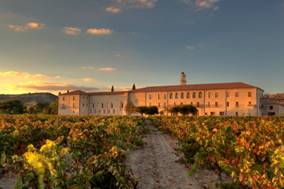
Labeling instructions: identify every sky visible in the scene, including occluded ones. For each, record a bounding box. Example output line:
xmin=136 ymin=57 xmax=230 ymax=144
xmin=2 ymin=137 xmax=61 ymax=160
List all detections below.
xmin=0 ymin=0 xmax=284 ymax=94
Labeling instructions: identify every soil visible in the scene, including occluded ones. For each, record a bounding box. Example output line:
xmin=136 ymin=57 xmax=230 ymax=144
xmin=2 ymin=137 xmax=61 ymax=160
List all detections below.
xmin=125 ymin=125 xmax=219 ymax=189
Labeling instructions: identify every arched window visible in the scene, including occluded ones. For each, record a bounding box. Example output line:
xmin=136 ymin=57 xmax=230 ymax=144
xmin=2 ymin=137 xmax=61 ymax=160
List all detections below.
xmin=198 ymin=92 xmax=202 ymax=98
xmin=181 ymin=92 xmax=184 ymax=99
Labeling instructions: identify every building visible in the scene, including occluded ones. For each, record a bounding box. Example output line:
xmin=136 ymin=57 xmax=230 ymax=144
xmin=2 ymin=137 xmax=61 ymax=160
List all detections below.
xmin=261 ymin=94 xmax=284 ymax=116
xmin=58 ymin=73 xmax=264 ymax=116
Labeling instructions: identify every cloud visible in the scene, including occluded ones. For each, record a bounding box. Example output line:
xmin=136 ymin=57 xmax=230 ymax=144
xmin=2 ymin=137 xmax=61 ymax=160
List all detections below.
xmin=81 ymin=66 xmax=95 ymax=70
xmin=0 ymin=71 xmax=48 ymax=80
xmin=8 ymin=21 xmax=45 ymax=32
xmin=115 ymin=0 xmax=158 ymax=9
xmin=0 ymin=70 xmax=100 ymax=94
xmin=22 ymin=83 xmax=100 ymax=92
xmin=186 ymin=45 xmax=196 ymax=51
xmin=98 ymin=67 xmax=117 ymax=72
xmin=181 ymin=0 xmax=220 ymax=10
xmin=82 ymin=77 xmax=95 ymax=82
xmin=63 ymin=27 xmax=81 ymax=36
xmin=86 ymin=28 xmax=113 ymax=36
xmin=105 ymin=6 xmax=123 ymax=14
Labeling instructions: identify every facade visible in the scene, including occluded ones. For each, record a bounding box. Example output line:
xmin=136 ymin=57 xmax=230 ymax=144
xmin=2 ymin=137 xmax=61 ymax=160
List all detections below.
xmin=261 ymin=94 xmax=284 ymax=116
xmin=58 ymin=73 xmax=264 ymax=116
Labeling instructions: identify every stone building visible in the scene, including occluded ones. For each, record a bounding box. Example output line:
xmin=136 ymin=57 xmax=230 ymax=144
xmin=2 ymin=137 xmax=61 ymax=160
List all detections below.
xmin=261 ymin=94 xmax=284 ymax=116
xmin=58 ymin=73 xmax=264 ymax=116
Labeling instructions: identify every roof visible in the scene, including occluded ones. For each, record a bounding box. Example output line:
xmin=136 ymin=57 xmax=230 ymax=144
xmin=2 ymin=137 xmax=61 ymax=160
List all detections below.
xmin=88 ymin=91 xmax=128 ymax=96
xmin=131 ymin=82 xmax=262 ymax=93
xmin=59 ymin=82 xmax=262 ymax=96
xmin=60 ymin=90 xmax=87 ymax=96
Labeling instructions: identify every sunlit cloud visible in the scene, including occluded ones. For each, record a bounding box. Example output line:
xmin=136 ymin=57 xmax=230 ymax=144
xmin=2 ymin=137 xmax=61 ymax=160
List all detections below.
xmin=115 ymin=0 xmax=158 ymax=9
xmin=82 ymin=77 xmax=95 ymax=82
xmin=181 ymin=0 xmax=220 ymax=10
xmin=8 ymin=21 xmax=45 ymax=32
xmin=105 ymin=6 xmax=123 ymax=14
xmin=86 ymin=28 xmax=113 ymax=36
xmin=63 ymin=27 xmax=81 ymax=36
xmin=0 ymin=70 xmax=100 ymax=94
xmin=22 ymin=83 xmax=100 ymax=92
xmin=98 ymin=67 xmax=117 ymax=72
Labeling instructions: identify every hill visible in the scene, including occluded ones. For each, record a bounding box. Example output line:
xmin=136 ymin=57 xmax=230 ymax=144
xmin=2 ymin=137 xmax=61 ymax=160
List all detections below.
xmin=0 ymin=93 xmax=58 ymax=107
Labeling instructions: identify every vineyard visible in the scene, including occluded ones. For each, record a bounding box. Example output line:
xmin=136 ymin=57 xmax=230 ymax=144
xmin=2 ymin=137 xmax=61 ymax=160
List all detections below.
xmin=151 ymin=116 xmax=284 ymax=189
xmin=1 ymin=115 xmax=284 ymax=189
xmin=0 ymin=115 xmax=145 ymax=189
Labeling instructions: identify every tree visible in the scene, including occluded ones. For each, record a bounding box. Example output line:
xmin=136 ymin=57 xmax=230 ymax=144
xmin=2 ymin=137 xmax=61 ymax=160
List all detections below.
xmin=0 ymin=100 xmax=24 ymax=114
xmin=132 ymin=84 xmax=136 ymax=90
xmin=170 ymin=105 xmax=198 ymax=116
xmin=135 ymin=106 xmax=158 ymax=116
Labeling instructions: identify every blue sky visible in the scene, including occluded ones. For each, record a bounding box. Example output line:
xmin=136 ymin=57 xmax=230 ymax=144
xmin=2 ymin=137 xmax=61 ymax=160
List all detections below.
xmin=0 ymin=0 xmax=283 ymax=94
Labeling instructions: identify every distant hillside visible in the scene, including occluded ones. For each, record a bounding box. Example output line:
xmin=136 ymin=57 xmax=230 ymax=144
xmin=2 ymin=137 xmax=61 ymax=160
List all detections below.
xmin=0 ymin=93 xmax=58 ymax=107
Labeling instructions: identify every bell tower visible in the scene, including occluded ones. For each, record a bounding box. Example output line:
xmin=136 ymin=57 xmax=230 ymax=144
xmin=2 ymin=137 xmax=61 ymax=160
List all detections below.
xmin=180 ymin=72 xmax=187 ymax=85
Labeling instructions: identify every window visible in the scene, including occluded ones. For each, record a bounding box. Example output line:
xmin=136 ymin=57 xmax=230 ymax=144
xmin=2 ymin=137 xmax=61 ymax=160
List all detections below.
xmin=235 ymin=92 xmax=239 ymax=97
xmin=148 ymin=94 xmax=152 ymax=100
xmin=235 ymin=112 xmax=239 ymax=116
xmin=181 ymin=92 xmax=184 ymax=99
xmin=111 ymin=103 xmax=114 ymax=108
xmin=226 ymin=92 xmax=230 ymax=98
xmin=270 ymin=106 xmax=274 ymax=110
xmin=208 ymin=92 xmax=211 ymax=98
xmin=73 ymin=96 xmax=76 ymax=101
xmin=215 ymin=92 xmax=218 ymax=98
xmin=180 ymin=102 xmax=183 ymax=105
xmin=219 ymin=112 xmax=225 ymax=116
xmin=192 ymin=92 xmax=196 ymax=98
xmin=215 ymin=102 xmax=218 ymax=107
xmin=208 ymin=102 xmax=211 ymax=107
xmin=248 ymin=101 xmax=252 ymax=106
xmin=197 ymin=102 xmax=200 ymax=107
xmin=169 ymin=93 xmax=173 ymax=99
xmin=101 ymin=103 xmax=104 ymax=108
xmin=186 ymin=92 xmax=190 ymax=99
xmin=175 ymin=92 xmax=178 ymax=99
xmin=62 ymin=97 xmax=65 ymax=101
xmin=198 ymin=92 xmax=202 ymax=98
xmin=226 ymin=102 xmax=230 ymax=107
xmin=248 ymin=92 xmax=252 ymax=97
xmin=120 ymin=102 xmax=124 ymax=108
xmin=210 ymin=112 xmax=215 ymax=116
xmin=164 ymin=94 xmax=167 ymax=99
xmin=158 ymin=103 xmax=161 ymax=108
xmin=158 ymin=94 xmax=160 ymax=100
xmin=164 ymin=103 xmax=166 ymax=108
xmin=93 ymin=104 xmax=95 ymax=108
xmin=236 ymin=102 xmax=239 ymax=107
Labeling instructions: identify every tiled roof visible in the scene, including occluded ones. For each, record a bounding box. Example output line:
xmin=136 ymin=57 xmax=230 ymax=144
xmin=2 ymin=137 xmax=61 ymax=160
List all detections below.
xmin=59 ymin=82 xmax=262 ymax=96
xmin=60 ymin=90 xmax=87 ymax=96
xmin=88 ymin=91 xmax=128 ymax=96
xmin=132 ymin=82 xmax=261 ymax=92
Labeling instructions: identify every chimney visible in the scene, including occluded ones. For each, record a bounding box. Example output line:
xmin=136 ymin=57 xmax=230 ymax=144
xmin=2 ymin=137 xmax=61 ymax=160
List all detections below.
xmin=180 ymin=72 xmax=187 ymax=85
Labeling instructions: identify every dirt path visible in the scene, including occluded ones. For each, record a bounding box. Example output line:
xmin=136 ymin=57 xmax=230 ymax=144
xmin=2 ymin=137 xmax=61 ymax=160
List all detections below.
xmin=125 ymin=125 xmax=202 ymax=189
